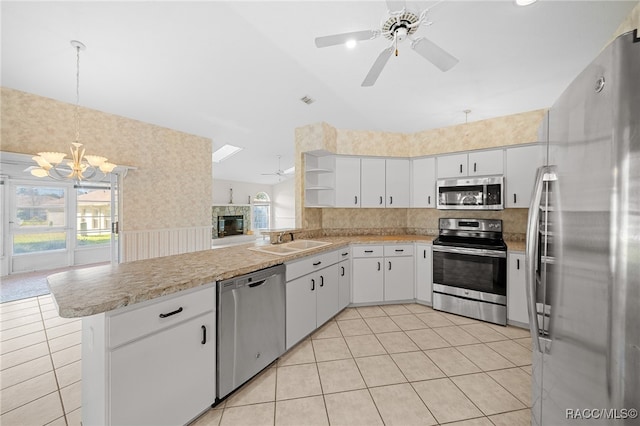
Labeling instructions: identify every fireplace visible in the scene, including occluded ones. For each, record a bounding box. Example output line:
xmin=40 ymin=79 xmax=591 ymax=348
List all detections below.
xmin=218 ymin=215 xmax=244 ymax=237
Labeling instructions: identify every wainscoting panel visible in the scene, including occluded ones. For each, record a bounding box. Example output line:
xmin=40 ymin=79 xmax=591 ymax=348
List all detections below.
xmin=121 ymin=226 xmax=212 ymax=262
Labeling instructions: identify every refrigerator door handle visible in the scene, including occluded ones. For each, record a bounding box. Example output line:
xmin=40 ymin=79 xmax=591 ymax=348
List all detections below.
xmin=525 ymin=166 xmax=547 ymax=354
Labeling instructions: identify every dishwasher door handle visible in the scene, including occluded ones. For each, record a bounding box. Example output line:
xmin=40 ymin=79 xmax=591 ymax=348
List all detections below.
xmin=248 ymin=279 xmax=266 ymax=288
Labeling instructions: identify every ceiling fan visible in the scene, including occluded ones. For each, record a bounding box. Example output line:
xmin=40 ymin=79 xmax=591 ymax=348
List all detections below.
xmin=261 ymin=155 xmax=293 ymax=180
xmin=315 ymin=0 xmax=458 ymax=87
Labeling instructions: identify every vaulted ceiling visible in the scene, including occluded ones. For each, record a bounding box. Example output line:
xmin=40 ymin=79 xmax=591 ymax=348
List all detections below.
xmin=2 ymin=1 xmax=636 ymax=184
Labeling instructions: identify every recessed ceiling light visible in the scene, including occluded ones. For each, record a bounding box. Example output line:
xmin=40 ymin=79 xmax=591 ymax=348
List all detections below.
xmin=212 ymin=144 xmax=242 ymax=163
xmin=515 ymin=0 xmax=537 ymax=6
xmin=345 ymin=39 xmax=357 ymax=49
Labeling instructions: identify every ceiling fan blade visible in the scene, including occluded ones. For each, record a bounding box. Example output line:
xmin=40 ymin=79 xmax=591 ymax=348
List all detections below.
xmin=386 ymin=0 xmax=406 ymax=12
xmin=315 ymin=30 xmax=377 ymax=48
xmin=411 ymin=37 xmax=459 ymax=72
xmin=361 ymin=47 xmax=394 ymax=87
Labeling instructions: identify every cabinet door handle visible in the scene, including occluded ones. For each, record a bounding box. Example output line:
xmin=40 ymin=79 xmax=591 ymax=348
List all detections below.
xmin=379 ymin=196 xmax=383 ymax=205
xmin=474 ymin=162 xmax=477 ymax=172
xmin=517 ymin=258 xmax=520 ymax=270
xmin=364 ymin=250 xmax=374 ymax=253
xmin=355 ymin=195 xmax=358 ymax=205
xmin=342 ymin=252 xmax=349 ymax=256
xmin=388 ymin=261 xmax=392 ymax=270
xmin=428 ymin=195 xmax=431 ymax=205
xmin=341 ymin=266 xmax=345 ymax=276
xmin=320 ymin=275 xmax=324 ymax=287
xmin=377 ymin=262 xmax=381 ymax=271
xmin=159 ymin=307 xmax=183 ymax=319
xmin=460 ymin=164 xmax=463 ymax=174
xmin=514 ymin=193 xmax=517 ymax=204
xmin=389 ymin=196 xmax=393 ymax=205
xmin=201 ymin=325 xmax=207 ymax=345
xmin=395 ymin=249 xmax=404 ymax=253
xmin=423 ymin=249 xmax=426 ymax=259
xmin=311 ymin=278 xmax=315 ymax=291
xmin=313 ymin=261 xmax=322 ymax=266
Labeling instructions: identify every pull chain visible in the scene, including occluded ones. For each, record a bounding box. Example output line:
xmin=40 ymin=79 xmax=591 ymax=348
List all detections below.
xmin=75 ymin=44 xmax=81 ymax=143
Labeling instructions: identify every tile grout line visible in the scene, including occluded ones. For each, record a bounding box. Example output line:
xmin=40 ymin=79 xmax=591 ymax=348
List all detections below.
xmin=37 ymin=296 xmax=70 ymax=426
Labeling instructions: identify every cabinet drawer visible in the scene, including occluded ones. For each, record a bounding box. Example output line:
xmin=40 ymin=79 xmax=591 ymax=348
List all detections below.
xmin=352 ymin=245 xmax=383 ymax=258
xmin=109 ymin=285 xmax=216 ymax=348
xmin=286 ymin=249 xmax=341 ymax=282
xmin=384 ymin=244 xmax=414 ymax=257
xmin=337 ymin=246 xmax=351 ymax=260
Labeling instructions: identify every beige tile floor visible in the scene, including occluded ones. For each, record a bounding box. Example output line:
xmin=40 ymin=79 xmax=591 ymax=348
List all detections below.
xmin=1 ymin=298 xmax=533 ymax=426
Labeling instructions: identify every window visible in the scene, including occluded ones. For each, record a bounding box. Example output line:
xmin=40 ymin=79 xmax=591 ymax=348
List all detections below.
xmin=252 ymin=192 xmax=271 ymax=230
xmin=76 ymin=187 xmax=111 ymax=247
xmin=13 ymin=185 xmax=67 ymax=254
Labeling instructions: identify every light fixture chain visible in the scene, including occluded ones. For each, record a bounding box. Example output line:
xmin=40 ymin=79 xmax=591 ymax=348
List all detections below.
xmin=75 ymin=44 xmax=81 ymax=143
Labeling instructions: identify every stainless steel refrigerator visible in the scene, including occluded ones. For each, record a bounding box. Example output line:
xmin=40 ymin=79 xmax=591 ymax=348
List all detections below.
xmin=526 ymin=29 xmax=639 ymax=425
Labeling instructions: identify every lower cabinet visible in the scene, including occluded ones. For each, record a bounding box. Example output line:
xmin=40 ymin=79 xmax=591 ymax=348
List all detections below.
xmin=338 ymin=257 xmax=351 ymax=310
xmin=286 ymin=262 xmax=340 ymax=349
xmin=82 ymin=284 xmax=216 ymax=426
xmin=415 ymin=243 xmax=433 ymax=304
xmin=507 ymin=252 xmax=528 ymax=325
xmin=352 ymin=244 xmax=415 ymax=304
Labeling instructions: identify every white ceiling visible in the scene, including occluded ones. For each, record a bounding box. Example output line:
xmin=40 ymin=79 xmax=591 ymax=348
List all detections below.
xmin=1 ymin=1 xmax=636 ymax=185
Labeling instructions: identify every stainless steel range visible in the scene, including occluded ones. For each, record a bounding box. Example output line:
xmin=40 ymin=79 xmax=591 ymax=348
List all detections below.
xmin=432 ymin=218 xmax=507 ymax=325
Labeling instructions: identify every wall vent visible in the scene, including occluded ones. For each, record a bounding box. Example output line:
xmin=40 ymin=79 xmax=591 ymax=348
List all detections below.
xmin=300 ymin=95 xmax=315 ymax=105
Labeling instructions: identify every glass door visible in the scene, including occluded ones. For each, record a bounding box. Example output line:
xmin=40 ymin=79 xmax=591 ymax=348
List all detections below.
xmin=9 ymin=183 xmax=71 ymax=273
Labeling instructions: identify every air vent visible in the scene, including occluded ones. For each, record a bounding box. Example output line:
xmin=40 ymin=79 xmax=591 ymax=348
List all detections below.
xmin=300 ymin=95 xmax=315 ymax=105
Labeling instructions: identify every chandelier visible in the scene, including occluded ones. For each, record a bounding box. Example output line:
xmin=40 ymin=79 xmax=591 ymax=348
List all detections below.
xmin=27 ymin=40 xmax=116 ymax=182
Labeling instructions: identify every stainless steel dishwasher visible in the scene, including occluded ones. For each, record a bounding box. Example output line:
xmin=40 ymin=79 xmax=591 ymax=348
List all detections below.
xmin=217 ymin=264 xmax=285 ymax=400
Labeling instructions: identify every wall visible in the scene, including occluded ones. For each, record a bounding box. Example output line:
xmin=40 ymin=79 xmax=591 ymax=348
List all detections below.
xmin=1 ymin=88 xmax=212 ymax=262
xmin=295 ymin=109 xmax=545 ymax=235
xmin=212 ymin=179 xmax=272 ymax=206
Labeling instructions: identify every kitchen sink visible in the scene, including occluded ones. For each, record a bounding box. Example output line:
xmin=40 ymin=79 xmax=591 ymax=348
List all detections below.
xmin=248 ymin=240 xmax=332 ymax=256
xmin=285 ymin=240 xmax=331 ymax=250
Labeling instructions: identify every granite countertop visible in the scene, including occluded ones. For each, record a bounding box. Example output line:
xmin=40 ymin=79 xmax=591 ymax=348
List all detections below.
xmin=48 ymin=234 xmax=523 ymax=318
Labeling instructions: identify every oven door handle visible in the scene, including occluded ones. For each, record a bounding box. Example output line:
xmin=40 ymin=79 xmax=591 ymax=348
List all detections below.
xmin=431 ymin=245 xmax=506 ymax=258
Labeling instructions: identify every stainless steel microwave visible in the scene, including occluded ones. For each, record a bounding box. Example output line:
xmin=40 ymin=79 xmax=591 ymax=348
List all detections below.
xmin=436 ymin=176 xmax=504 ymax=210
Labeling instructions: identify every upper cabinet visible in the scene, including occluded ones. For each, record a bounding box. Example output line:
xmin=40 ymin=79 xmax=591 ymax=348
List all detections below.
xmin=505 ymin=144 xmax=545 ymax=208
xmin=437 ymin=149 xmax=503 ymax=179
xmin=361 ymin=158 xmax=410 ymax=208
xmin=334 ymin=156 xmax=361 ymax=208
xmin=385 ymin=159 xmax=410 ymax=208
xmin=411 ymin=157 xmax=436 ymax=208
xmin=360 ymin=158 xmax=386 ymax=208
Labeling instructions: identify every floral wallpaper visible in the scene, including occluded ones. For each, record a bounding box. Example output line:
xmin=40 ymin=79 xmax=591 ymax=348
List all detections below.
xmin=1 ymin=87 xmax=212 ymax=232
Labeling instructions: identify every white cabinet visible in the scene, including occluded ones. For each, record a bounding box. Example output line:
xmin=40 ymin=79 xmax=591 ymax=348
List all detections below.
xmin=82 ymin=284 xmax=216 ymax=426
xmin=285 ymin=249 xmax=342 ymax=349
xmin=360 ymin=158 xmax=410 ymax=208
xmin=338 ymin=249 xmax=351 ymax=310
xmin=437 ymin=149 xmax=503 ymax=178
xmin=385 ymin=159 xmax=410 ymax=208
xmin=334 ymin=157 xmax=361 ymax=208
xmin=415 ymin=243 xmax=433 ymax=304
xmin=361 ymin=158 xmax=386 ymax=208
xmin=468 ymin=150 xmax=504 ymax=176
xmin=383 ymin=244 xmax=414 ymax=301
xmin=507 ymin=252 xmax=528 ymax=325
xmin=505 ymin=144 xmax=545 ymax=208
xmin=352 ymin=244 xmax=414 ymax=304
xmin=411 ymin=157 xmax=436 ymax=208
xmin=351 ymin=245 xmax=384 ymax=303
